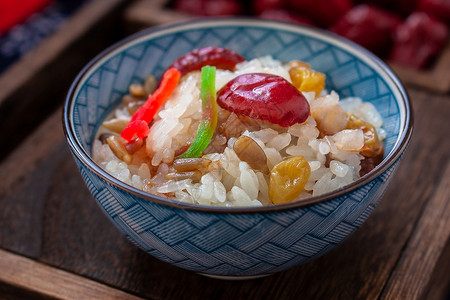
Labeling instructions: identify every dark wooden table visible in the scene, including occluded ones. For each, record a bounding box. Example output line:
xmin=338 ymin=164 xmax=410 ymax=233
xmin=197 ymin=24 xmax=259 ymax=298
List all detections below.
xmin=0 ymin=2 xmax=449 ymax=298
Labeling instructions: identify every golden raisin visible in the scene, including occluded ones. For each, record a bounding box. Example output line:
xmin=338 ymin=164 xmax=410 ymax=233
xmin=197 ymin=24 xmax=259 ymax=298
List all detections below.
xmin=288 ymin=60 xmax=311 ymax=69
xmin=346 ymin=113 xmax=382 ymax=157
xmin=269 ymin=156 xmax=311 ymax=204
xmin=289 ymin=66 xmax=325 ymax=96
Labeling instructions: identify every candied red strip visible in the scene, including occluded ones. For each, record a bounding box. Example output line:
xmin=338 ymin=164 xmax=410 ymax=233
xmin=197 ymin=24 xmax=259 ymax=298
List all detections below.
xmin=121 ymin=68 xmax=181 ymax=141
xmin=217 ymin=73 xmax=310 ymax=127
xmin=121 ymin=120 xmax=150 ymax=141
xmin=131 ymin=68 xmax=181 ymax=124
xmin=165 ymin=47 xmax=245 ymax=77
xmin=389 ymin=12 xmax=448 ymax=69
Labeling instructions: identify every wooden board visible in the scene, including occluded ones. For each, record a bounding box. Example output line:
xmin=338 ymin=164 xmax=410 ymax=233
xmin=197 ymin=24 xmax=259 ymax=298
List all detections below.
xmin=381 ymin=163 xmax=450 ymax=299
xmin=0 ymin=249 xmax=143 ymax=300
xmin=0 ymin=87 xmax=449 ymax=299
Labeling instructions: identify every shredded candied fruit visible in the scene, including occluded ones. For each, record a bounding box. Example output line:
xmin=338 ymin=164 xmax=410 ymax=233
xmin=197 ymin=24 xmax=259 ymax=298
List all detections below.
xmin=346 ymin=113 xmax=382 ymax=157
xmin=269 ymin=156 xmax=311 ymax=204
xmin=289 ymin=65 xmax=326 ymax=96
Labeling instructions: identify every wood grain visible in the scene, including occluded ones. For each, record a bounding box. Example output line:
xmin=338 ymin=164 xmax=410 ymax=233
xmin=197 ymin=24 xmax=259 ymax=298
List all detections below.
xmin=124 ymin=0 xmax=189 ymax=30
xmin=380 ymin=163 xmax=450 ymax=299
xmin=421 ymin=241 xmax=450 ymax=300
xmin=0 ymin=111 xmax=64 ymax=193
xmin=0 ymin=249 xmax=144 ymax=300
xmin=0 ymin=88 xmax=449 ymax=299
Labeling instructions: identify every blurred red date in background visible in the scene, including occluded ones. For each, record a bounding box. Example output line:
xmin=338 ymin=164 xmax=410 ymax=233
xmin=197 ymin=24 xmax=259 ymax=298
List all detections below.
xmin=171 ymin=0 xmax=449 ymax=69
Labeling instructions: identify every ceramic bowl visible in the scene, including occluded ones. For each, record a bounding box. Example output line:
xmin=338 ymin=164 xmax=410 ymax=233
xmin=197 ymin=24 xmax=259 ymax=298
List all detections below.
xmin=63 ymin=18 xmax=413 ymax=279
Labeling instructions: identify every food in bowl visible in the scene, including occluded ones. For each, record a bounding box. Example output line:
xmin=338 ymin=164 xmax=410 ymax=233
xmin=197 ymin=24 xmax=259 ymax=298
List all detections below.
xmin=92 ymin=47 xmax=385 ymax=207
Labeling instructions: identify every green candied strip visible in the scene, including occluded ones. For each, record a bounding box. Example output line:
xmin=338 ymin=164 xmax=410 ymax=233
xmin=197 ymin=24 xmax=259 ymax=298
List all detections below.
xmin=177 ymin=66 xmax=217 ymax=159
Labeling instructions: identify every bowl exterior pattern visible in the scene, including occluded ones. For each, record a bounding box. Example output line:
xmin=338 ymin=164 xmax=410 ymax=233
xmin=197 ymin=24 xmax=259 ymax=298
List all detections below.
xmin=72 ymin=152 xmax=400 ymax=276
xmin=66 ymin=20 xmax=409 ymax=277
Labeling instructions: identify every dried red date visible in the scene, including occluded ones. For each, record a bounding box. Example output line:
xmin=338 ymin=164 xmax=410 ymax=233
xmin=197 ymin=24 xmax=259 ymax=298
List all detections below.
xmin=173 ymin=0 xmax=243 ymax=16
xmin=173 ymin=0 xmax=203 ymax=15
xmin=286 ymin=0 xmax=353 ymax=27
xmin=165 ymin=47 xmax=245 ymax=77
xmin=217 ymin=73 xmax=310 ymax=127
xmin=258 ymin=9 xmax=314 ymax=25
xmin=389 ymin=12 xmax=448 ymax=68
xmin=253 ymin=0 xmax=285 ymax=15
xmin=330 ymin=5 xmax=402 ymax=56
xmin=417 ymin=0 xmax=450 ymax=24
xmin=355 ymin=0 xmax=418 ymax=16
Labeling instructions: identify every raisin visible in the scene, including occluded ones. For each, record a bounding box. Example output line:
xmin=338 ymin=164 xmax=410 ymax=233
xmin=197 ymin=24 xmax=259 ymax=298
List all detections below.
xmin=125 ymin=137 xmax=144 ymax=154
xmin=289 ymin=65 xmax=325 ymax=96
xmin=360 ymin=152 xmax=384 ymax=177
xmin=269 ymin=156 xmax=311 ymax=204
xmin=346 ymin=113 xmax=382 ymax=158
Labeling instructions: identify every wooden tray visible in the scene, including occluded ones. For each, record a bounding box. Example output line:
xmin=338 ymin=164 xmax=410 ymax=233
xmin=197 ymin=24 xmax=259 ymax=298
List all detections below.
xmin=0 ymin=1 xmax=449 ymax=298
xmin=124 ymin=0 xmax=450 ymax=94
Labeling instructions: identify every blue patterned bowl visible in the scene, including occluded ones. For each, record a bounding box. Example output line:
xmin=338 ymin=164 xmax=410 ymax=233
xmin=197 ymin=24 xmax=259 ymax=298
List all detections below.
xmin=63 ymin=18 xmax=412 ymax=279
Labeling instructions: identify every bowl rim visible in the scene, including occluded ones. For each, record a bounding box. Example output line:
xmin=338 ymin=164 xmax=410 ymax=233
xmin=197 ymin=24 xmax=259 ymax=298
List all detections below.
xmin=63 ymin=17 xmax=413 ymax=214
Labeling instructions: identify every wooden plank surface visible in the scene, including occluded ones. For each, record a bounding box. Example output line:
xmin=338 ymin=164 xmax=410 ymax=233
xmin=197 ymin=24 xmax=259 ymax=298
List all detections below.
xmin=124 ymin=0 xmax=189 ymax=29
xmin=0 ymin=249 xmax=143 ymax=300
xmin=0 ymin=87 xmax=448 ymax=299
xmin=380 ymin=162 xmax=450 ymax=299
